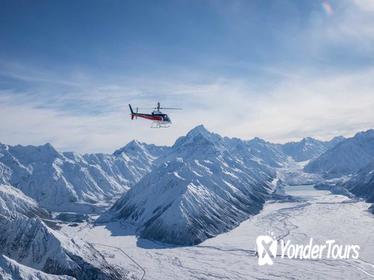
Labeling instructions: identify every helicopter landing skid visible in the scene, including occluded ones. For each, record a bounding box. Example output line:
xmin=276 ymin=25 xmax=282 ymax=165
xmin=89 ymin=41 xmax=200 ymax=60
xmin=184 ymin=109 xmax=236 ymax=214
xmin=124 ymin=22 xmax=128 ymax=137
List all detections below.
xmin=151 ymin=121 xmax=171 ymax=128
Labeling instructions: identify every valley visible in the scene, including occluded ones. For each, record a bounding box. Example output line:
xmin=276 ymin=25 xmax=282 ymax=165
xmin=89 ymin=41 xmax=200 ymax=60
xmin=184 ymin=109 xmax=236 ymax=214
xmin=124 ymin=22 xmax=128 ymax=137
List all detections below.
xmin=61 ymin=174 xmax=374 ymax=279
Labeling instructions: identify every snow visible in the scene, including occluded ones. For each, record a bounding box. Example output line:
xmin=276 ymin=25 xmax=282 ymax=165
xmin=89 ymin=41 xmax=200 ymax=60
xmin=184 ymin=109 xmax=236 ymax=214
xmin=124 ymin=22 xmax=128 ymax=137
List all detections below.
xmin=99 ymin=126 xmax=276 ymax=245
xmin=173 ymin=171 xmax=186 ymax=180
xmin=0 ymin=185 xmax=126 ymax=279
xmin=276 ymin=157 xmax=322 ymax=186
xmin=245 ymin=137 xmax=287 ymax=167
xmin=1 ymin=125 xmax=374 ymax=279
xmin=282 ymin=135 xmax=346 ymax=164
xmin=194 ymin=160 xmax=213 ymax=175
xmin=62 ymin=184 xmax=374 ymax=280
xmin=0 ymin=184 xmax=49 ymax=218
xmin=305 ymin=129 xmax=374 ymax=178
xmin=0 ymin=255 xmax=74 ymax=280
xmin=344 ymin=159 xmax=374 ymax=203
xmin=0 ymin=140 xmax=167 ymax=213
xmin=0 ymin=126 xmax=343 ymax=215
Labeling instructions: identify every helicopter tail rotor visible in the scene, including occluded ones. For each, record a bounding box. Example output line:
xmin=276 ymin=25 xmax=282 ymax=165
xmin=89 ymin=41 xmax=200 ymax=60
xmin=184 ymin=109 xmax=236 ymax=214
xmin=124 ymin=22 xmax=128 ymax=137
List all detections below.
xmin=129 ymin=104 xmax=135 ymax=120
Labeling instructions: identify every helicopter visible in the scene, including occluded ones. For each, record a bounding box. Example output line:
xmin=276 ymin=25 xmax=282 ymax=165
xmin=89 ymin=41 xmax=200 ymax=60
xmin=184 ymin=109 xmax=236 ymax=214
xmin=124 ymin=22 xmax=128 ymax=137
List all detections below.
xmin=129 ymin=102 xmax=181 ymax=128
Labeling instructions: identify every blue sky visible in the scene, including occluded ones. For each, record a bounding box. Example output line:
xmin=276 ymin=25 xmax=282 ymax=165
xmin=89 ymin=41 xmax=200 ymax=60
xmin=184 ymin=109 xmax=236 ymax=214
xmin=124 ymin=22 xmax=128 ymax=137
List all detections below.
xmin=1 ymin=0 xmax=374 ymax=152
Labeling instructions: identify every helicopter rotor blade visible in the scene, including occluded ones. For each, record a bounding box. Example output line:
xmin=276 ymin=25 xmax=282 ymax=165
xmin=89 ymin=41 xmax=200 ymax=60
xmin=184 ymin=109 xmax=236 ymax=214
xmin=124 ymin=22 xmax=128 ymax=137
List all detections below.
xmin=159 ymin=107 xmax=182 ymax=110
xmin=131 ymin=105 xmax=182 ymax=110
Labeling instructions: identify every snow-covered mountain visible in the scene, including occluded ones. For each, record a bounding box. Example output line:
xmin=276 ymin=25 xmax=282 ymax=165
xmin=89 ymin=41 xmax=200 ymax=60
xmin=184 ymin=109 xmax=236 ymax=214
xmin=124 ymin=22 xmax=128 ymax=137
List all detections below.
xmin=0 ymin=255 xmax=74 ymax=280
xmin=0 ymin=140 xmax=166 ymax=213
xmin=113 ymin=139 xmax=170 ymax=160
xmin=281 ymin=136 xmax=344 ymax=162
xmin=0 ymin=184 xmax=50 ymax=219
xmin=282 ymin=137 xmax=327 ymax=162
xmin=344 ymin=160 xmax=374 ymax=202
xmin=245 ymin=137 xmax=287 ymax=167
xmin=0 ymin=184 xmax=125 ymax=279
xmin=99 ymin=125 xmax=277 ymax=245
xmin=304 ymin=129 xmax=374 ymax=178
xmin=327 ymin=136 xmax=346 ymax=148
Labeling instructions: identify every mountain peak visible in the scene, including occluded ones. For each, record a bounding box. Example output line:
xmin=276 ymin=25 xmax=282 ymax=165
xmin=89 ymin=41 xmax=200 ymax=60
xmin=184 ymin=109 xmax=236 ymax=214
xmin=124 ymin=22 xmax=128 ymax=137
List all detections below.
xmin=15 ymin=142 xmax=61 ymax=160
xmin=171 ymin=125 xmax=224 ymax=155
xmin=42 ymin=142 xmax=58 ymax=152
xmin=186 ymin=125 xmax=224 ymax=143
xmin=282 ymin=137 xmax=327 ymax=162
xmin=327 ymin=136 xmax=346 ymax=147
xmin=305 ymin=128 xmax=374 ymax=177
xmin=113 ymin=140 xmax=145 ymax=156
xmin=301 ymin=137 xmax=320 ymax=143
xmin=126 ymin=139 xmax=144 ymax=148
xmin=248 ymin=137 xmax=267 ymax=144
xmin=187 ymin=125 xmax=210 ymax=137
xmin=355 ymin=129 xmax=374 ymax=139
xmin=329 ymin=136 xmax=345 ymax=142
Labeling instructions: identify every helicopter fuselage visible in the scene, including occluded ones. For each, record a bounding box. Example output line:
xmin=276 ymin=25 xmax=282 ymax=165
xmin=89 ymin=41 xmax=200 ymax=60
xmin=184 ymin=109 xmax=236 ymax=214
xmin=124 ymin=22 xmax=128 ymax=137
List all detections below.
xmin=129 ymin=104 xmax=176 ymax=127
xmin=131 ymin=111 xmax=171 ymax=123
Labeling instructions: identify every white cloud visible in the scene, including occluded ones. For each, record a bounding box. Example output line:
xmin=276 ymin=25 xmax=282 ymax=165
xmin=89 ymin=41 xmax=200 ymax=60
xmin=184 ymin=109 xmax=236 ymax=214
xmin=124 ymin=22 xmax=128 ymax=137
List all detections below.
xmin=1 ymin=67 xmax=373 ymax=152
xmin=321 ymin=0 xmax=374 ymax=46
xmin=1 ymin=0 xmax=374 ymax=152
xmin=240 ymin=69 xmax=374 ymax=142
xmin=353 ymin=0 xmax=374 ymax=12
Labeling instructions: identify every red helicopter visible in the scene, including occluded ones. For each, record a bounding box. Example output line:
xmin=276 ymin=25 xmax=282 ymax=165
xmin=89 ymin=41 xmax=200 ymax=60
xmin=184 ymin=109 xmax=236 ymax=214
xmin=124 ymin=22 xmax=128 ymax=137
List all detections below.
xmin=129 ymin=102 xmax=181 ymax=128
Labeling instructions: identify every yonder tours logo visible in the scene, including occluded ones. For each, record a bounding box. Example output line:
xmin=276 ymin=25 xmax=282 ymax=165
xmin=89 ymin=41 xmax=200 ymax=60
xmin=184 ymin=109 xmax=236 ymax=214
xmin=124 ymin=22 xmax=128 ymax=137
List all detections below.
xmin=256 ymin=234 xmax=360 ymax=266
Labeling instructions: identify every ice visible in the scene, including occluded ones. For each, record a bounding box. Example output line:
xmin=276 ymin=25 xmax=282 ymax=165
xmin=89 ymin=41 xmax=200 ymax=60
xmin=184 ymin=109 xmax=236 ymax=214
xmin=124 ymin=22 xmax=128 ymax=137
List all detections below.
xmin=63 ymin=184 xmax=374 ymax=280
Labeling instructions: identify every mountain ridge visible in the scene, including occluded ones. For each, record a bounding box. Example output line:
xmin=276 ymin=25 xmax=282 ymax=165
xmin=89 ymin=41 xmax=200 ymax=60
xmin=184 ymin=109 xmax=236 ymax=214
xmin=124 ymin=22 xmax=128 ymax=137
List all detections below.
xmin=99 ymin=126 xmax=278 ymax=245
xmin=304 ymin=129 xmax=374 ymax=178
xmin=0 ymin=184 xmax=124 ymax=279
xmin=0 ymin=140 xmax=167 ymax=213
